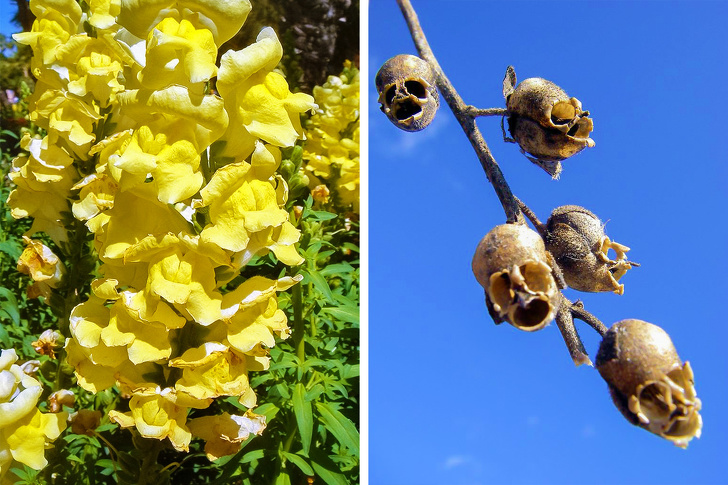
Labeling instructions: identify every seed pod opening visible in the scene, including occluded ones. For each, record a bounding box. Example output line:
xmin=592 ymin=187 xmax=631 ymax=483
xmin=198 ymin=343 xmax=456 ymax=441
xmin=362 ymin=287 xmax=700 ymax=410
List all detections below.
xmin=505 ymin=75 xmax=594 ymax=175
xmin=472 ymin=223 xmax=559 ymax=331
xmin=596 ymin=319 xmax=702 ymax=448
xmin=545 ymin=205 xmax=635 ymax=294
xmin=375 ymin=54 xmax=439 ymax=132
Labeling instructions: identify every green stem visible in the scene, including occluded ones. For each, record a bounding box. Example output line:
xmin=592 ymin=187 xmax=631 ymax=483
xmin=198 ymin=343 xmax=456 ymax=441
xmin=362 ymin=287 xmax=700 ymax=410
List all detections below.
xmin=308 ymin=284 xmax=317 ymax=338
xmin=136 ymin=440 xmax=163 ymax=485
xmin=292 ymin=282 xmax=304 ymax=363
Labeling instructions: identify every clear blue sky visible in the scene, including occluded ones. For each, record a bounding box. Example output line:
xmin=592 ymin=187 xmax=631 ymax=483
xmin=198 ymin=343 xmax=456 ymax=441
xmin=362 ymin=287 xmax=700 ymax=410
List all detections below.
xmin=0 ymin=2 xmax=17 ymax=36
xmin=370 ymin=1 xmax=727 ymax=484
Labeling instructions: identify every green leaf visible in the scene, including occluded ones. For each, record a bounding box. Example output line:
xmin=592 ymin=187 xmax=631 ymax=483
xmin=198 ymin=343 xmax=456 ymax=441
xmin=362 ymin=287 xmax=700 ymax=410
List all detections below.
xmin=306 ymin=209 xmax=337 ymax=222
xmin=282 ymin=452 xmax=314 ymax=476
xmin=341 ymin=364 xmax=360 ymax=379
xmin=0 ymin=239 xmax=23 ymax=259
xmin=315 ymin=402 xmax=359 ymax=454
xmin=319 ymin=263 xmax=354 ymax=277
xmin=309 ymin=449 xmax=349 ymax=485
xmin=303 ymin=269 xmax=335 ymax=303
xmin=0 ymin=287 xmax=20 ymax=325
xmin=293 ymin=383 xmax=313 ymax=455
xmin=255 ymin=402 xmax=281 ymax=421
xmin=321 ymin=305 xmax=359 ymax=325
xmin=304 ymin=384 xmax=325 ymax=401
xmin=241 ymin=449 xmax=265 ymax=464
xmin=274 ymin=470 xmax=291 ymax=485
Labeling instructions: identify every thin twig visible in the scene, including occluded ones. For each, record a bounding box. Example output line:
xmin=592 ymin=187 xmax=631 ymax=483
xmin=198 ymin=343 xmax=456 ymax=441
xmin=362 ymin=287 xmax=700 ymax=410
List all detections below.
xmin=465 ymin=107 xmax=508 ymax=118
xmin=571 ymin=300 xmax=609 ymax=337
xmin=515 ymin=197 xmax=546 ymax=237
xmin=555 ymin=294 xmax=592 ymax=367
xmin=396 ymin=0 xmax=520 ymax=223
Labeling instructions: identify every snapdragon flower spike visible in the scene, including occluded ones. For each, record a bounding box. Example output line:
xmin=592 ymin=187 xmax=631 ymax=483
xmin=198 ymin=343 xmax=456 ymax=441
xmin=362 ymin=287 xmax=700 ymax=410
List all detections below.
xmin=545 ymin=205 xmax=637 ymax=294
xmin=304 ymin=61 xmax=360 ymax=211
xmin=472 ymin=223 xmax=560 ymax=331
xmin=12 ymin=0 xmax=310 ymax=459
xmin=596 ymin=319 xmax=702 ymax=448
xmin=503 ymin=68 xmax=594 ymax=177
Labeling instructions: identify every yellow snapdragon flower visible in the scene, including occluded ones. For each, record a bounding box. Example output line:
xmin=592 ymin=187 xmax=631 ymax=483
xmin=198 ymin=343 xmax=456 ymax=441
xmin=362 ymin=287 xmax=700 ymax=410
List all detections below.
xmin=303 ymin=62 xmax=360 ymax=211
xmin=188 ymin=411 xmax=266 ymax=461
xmin=0 ymin=350 xmax=67 ymax=480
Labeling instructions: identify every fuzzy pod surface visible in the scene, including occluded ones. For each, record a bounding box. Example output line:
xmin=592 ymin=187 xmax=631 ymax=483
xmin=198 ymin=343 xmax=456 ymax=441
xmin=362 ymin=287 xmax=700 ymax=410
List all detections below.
xmin=596 ymin=319 xmax=702 ymax=448
xmin=545 ymin=205 xmax=634 ymax=294
xmin=505 ymin=77 xmax=594 ymax=174
xmin=472 ymin=223 xmax=559 ymax=331
xmin=375 ymin=54 xmax=439 ymax=132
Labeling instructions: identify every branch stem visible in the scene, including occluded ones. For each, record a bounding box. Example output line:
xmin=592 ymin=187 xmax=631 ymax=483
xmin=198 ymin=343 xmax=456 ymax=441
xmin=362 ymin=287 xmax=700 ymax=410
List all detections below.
xmin=465 ymin=107 xmax=508 ymax=117
xmin=555 ymin=295 xmax=592 ymax=367
xmin=570 ymin=301 xmax=608 ymax=337
xmin=396 ymin=0 xmax=519 ymax=222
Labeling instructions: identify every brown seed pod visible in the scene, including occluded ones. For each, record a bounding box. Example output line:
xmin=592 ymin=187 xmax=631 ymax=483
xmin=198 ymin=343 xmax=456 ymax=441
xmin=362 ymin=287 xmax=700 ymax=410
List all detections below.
xmin=596 ymin=319 xmax=702 ymax=448
xmin=375 ymin=54 xmax=439 ymax=132
xmin=472 ymin=223 xmax=560 ymax=331
xmin=504 ymin=74 xmax=594 ymax=176
xmin=545 ymin=205 xmax=636 ymax=294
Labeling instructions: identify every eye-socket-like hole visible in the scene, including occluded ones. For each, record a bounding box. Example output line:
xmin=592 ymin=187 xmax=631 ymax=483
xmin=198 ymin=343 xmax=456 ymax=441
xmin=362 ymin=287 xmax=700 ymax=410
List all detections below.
xmin=489 ymin=272 xmax=513 ymax=310
xmin=521 ymin=262 xmax=552 ymax=293
xmin=513 ymin=298 xmax=550 ymax=328
xmin=393 ymin=100 xmax=422 ymax=120
xmin=385 ymin=86 xmax=397 ymax=106
xmin=567 ymin=123 xmax=581 ymax=137
xmin=638 ymin=383 xmax=673 ymax=417
xmin=551 ymin=101 xmax=576 ymax=125
xmin=404 ymin=80 xmax=427 ymax=99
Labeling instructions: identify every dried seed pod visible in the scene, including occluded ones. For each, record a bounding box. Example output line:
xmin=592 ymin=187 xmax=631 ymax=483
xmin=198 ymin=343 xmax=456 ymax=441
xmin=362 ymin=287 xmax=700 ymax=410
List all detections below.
xmin=596 ymin=320 xmax=702 ymax=448
xmin=375 ymin=54 xmax=439 ymax=132
xmin=504 ymin=74 xmax=594 ymax=176
xmin=472 ymin=223 xmax=560 ymax=331
xmin=545 ymin=205 xmax=636 ymax=295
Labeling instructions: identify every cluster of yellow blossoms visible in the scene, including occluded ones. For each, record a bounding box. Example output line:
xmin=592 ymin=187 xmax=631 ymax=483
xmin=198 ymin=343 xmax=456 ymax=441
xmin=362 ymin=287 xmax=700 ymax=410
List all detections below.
xmin=303 ymin=62 xmax=360 ymax=212
xmin=0 ymin=349 xmax=67 ymax=482
xmin=7 ymin=0 xmax=314 ymax=461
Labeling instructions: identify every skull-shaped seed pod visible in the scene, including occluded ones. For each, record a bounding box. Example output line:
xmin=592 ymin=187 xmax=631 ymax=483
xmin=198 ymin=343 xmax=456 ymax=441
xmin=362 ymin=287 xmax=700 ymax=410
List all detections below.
xmin=471 ymin=223 xmax=560 ymax=331
xmin=375 ymin=54 xmax=439 ymax=132
xmin=545 ymin=205 xmax=636 ymax=295
xmin=503 ymin=72 xmax=594 ymax=177
xmin=596 ymin=319 xmax=702 ymax=448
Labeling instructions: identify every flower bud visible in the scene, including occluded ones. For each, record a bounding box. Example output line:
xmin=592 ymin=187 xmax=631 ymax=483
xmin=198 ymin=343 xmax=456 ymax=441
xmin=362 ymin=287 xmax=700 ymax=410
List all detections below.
xmin=545 ymin=205 xmax=635 ymax=294
xmin=505 ymin=77 xmax=594 ymax=174
xmin=375 ymin=54 xmax=439 ymax=132
xmin=472 ymin=223 xmax=560 ymax=331
xmin=596 ymin=319 xmax=702 ymax=448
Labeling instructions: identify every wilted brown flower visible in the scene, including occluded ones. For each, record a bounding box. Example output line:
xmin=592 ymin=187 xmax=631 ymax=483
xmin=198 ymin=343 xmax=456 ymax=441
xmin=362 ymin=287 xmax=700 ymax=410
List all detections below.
xmin=596 ymin=319 xmax=702 ymax=448
xmin=545 ymin=205 xmax=636 ymax=294
xmin=69 ymin=410 xmax=102 ymax=436
xmin=31 ymin=329 xmax=64 ymax=359
xmin=312 ymin=184 xmax=331 ymax=204
xmin=49 ymin=390 xmax=75 ymax=413
xmin=472 ymin=223 xmax=560 ymax=331
xmin=376 ymin=54 xmax=439 ymax=132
